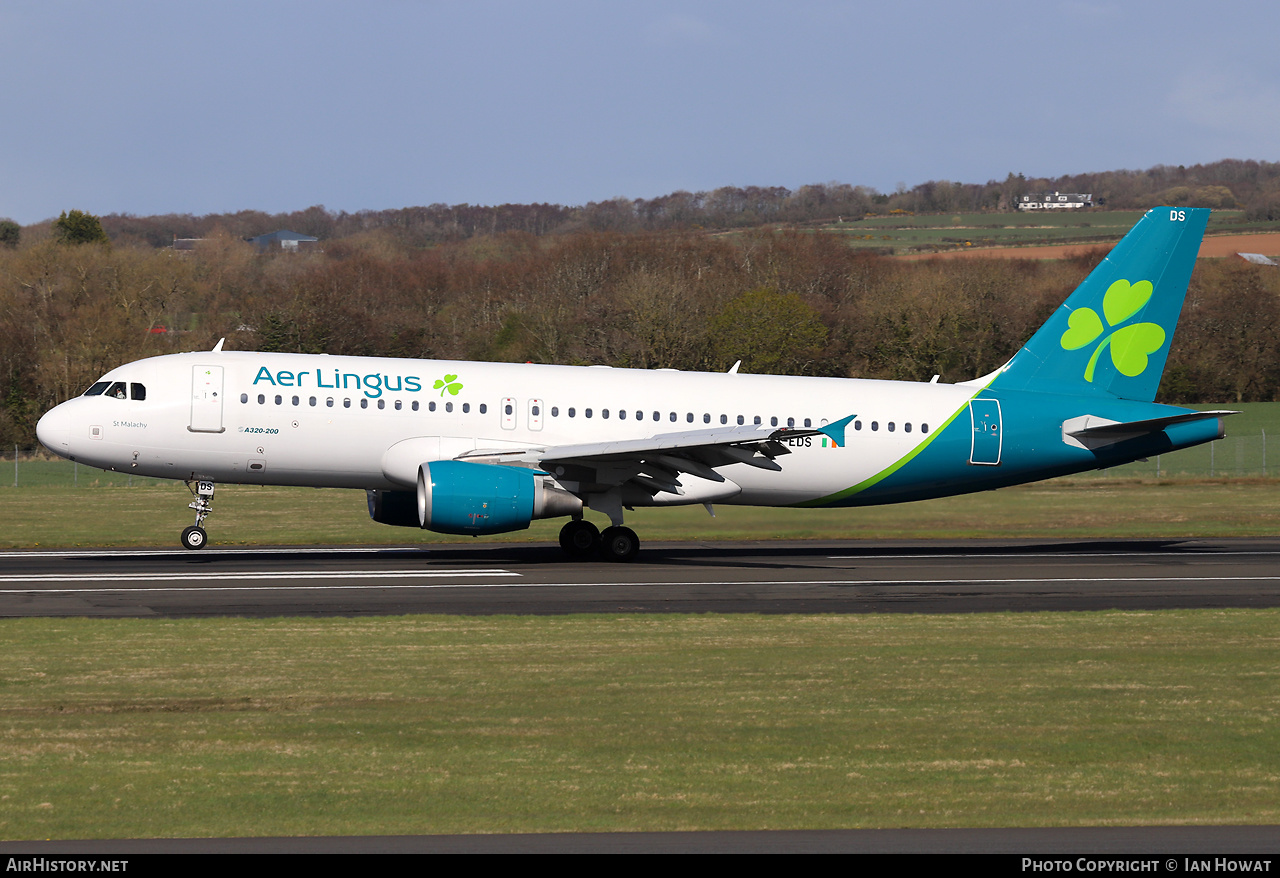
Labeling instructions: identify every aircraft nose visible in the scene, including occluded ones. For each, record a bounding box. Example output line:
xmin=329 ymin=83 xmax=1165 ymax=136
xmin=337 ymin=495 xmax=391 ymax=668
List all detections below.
xmin=36 ymin=404 xmax=72 ymax=458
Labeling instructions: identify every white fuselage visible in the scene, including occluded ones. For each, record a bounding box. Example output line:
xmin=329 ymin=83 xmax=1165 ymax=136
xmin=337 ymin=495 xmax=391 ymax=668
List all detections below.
xmin=38 ymin=350 xmax=979 ymax=507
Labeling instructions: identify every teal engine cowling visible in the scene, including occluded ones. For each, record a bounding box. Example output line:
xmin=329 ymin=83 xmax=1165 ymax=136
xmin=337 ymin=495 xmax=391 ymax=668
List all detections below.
xmin=411 ymin=460 xmax=582 ymax=535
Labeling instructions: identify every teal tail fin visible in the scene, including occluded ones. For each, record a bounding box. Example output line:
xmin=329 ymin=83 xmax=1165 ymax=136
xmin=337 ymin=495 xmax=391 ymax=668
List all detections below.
xmin=990 ymin=207 xmax=1208 ymax=402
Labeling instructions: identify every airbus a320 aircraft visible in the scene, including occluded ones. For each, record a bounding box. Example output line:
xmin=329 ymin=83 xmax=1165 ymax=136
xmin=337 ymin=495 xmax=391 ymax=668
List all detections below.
xmin=37 ymin=207 xmax=1232 ymax=561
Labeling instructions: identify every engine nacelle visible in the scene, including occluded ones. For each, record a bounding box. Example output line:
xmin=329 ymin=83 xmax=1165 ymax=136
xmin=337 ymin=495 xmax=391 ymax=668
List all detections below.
xmin=416 ymin=460 xmax=582 ymax=535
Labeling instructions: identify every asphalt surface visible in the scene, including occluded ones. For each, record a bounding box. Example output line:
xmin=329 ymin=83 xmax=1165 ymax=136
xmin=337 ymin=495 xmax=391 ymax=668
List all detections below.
xmin=3 ymin=537 xmax=1280 ymax=617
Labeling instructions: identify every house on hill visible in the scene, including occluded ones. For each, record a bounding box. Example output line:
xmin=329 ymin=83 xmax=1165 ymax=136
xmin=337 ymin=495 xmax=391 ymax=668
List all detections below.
xmin=1017 ymin=192 xmax=1093 ymax=211
xmin=248 ymin=229 xmax=320 ymax=251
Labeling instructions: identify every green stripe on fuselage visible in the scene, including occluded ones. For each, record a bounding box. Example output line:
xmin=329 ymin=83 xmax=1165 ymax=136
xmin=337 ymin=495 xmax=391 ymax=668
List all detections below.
xmin=793 ymin=386 xmax=985 ymax=508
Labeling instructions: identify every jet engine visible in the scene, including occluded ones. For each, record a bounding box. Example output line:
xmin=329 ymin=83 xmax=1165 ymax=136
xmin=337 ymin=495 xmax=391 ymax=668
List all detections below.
xmin=412 ymin=460 xmax=582 ymax=535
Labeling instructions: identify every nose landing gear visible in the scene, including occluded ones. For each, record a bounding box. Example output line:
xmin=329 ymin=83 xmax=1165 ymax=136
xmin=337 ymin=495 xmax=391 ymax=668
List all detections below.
xmin=182 ymin=480 xmax=215 ymax=550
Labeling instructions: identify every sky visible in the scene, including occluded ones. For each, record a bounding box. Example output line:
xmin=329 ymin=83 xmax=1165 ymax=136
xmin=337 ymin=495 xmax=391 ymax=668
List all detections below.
xmin=2 ymin=0 xmax=1278 ymax=225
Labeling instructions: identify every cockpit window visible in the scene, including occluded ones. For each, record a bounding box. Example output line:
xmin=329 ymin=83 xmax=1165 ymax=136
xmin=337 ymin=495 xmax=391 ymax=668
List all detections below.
xmin=130 ymin=383 xmax=146 ymax=401
xmin=83 ymin=381 xmax=111 ymax=396
xmin=105 ymin=381 xmax=127 ymax=399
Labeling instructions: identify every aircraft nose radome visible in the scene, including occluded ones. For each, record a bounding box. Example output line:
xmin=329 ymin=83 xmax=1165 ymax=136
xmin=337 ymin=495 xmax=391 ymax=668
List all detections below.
xmin=36 ymin=404 xmax=71 ymax=457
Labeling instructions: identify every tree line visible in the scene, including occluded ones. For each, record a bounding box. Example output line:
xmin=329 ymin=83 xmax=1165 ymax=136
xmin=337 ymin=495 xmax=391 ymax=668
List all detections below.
xmin=5 ymin=159 xmax=1279 ymax=252
xmin=3 ymin=222 xmax=1278 ymax=448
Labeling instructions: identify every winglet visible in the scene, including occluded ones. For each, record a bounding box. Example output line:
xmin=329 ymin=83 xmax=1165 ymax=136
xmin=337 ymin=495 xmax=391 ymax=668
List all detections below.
xmin=817 ymin=414 xmax=857 ymax=448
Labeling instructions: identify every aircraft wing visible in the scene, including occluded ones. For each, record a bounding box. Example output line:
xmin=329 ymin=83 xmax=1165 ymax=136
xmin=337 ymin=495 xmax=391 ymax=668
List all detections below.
xmin=458 ymin=415 xmax=856 ymax=499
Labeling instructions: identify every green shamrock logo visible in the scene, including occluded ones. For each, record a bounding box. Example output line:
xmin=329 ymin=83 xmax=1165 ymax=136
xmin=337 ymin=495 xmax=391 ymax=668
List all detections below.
xmin=433 ymin=374 xmax=463 ymax=396
xmin=1059 ymin=279 xmax=1165 ymax=382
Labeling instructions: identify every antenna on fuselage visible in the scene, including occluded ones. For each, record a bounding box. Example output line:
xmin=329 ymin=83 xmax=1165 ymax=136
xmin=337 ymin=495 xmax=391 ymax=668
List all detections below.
xmin=727 ymin=360 xmax=741 ymax=374
xmin=212 ymin=338 xmax=225 ymax=352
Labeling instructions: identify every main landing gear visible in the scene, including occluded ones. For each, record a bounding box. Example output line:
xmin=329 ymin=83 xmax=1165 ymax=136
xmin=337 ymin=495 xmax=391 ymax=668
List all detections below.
xmin=181 ymin=480 xmax=215 ymax=550
xmin=558 ymin=519 xmax=640 ymax=563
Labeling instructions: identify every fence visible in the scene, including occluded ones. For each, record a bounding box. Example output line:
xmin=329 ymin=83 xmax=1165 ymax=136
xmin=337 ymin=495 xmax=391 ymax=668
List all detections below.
xmin=6 ymin=446 xmax=173 ymax=488
xmin=5 ymin=433 xmax=1275 ymax=488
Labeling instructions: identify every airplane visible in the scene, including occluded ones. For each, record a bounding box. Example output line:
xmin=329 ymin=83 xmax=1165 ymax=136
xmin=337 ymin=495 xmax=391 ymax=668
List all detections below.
xmin=35 ymin=207 xmax=1233 ymax=561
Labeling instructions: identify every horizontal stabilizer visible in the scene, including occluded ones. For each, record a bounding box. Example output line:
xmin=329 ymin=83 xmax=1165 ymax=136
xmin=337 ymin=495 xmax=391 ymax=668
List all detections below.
xmin=1062 ymin=410 xmax=1236 ymax=450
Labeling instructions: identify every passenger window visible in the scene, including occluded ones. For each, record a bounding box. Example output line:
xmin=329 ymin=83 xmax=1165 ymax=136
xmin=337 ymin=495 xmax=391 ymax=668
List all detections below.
xmin=904 ymin=423 xmax=912 ymax=433
xmin=652 ymin=412 xmax=660 ymax=421
xmin=568 ymin=407 xmax=576 ymax=418
xmin=292 ymin=395 xmax=300 ymax=406
xmin=310 ymin=396 xmax=317 ymax=407
xmin=479 ymin=403 xmax=487 ymax=414
xmin=429 ymin=402 xmax=437 ymax=412
xmin=131 ymin=383 xmax=146 ymax=401
xmin=445 ymin=402 xmax=453 ymax=413
xmin=871 ymin=421 xmax=878 ymax=431
xmin=378 ymin=399 xmax=385 ymax=410
xmin=754 ymin=416 xmax=761 ymax=425
xmin=737 ymin=415 xmax=744 ymax=425
xmin=770 ymin=416 xmax=777 ymax=427
xmin=394 ymin=400 xmax=401 ymax=410
xmin=922 ymin=423 xmax=929 ymax=434
xmin=720 ymin=415 xmax=727 ymax=425
xmin=327 ymin=397 xmax=334 ymax=407
xmin=855 ymin=420 xmax=862 ymax=431
xmin=585 ymin=408 xmax=592 ymax=418
xmin=669 ymin=412 xmax=677 ymax=422
xmin=602 ymin=409 xmax=610 ymax=419
xmin=274 ymin=395 xmax=282 ymax=405
xmin=619 ymin=410 xmax=626 ymax=420
xmin=888 ymin=422 xmax=895 ymax=432
xmin=462 ymin=403 xmax=470 ymax=413
xmin=704 ymin=414 xmax=711 ymax=423
xmin=344 ymin=399 xmax=351 ymax=408
xmin=360 ymin=399 xmax=368 ymax=409
xmin=240 ymin=393 xmax=248 ymax=404
xmin=804 ymin=418 xmax=812 ymax=428
xmin=411 ymin=401 xmax=419 ymax=411
xmin=551 ymin=406 xmax=559 ymax=417
xmin=787 ymin=417 xmax=795 ymax=427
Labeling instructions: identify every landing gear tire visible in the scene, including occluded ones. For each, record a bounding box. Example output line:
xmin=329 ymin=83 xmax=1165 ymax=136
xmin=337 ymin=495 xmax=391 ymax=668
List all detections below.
xmin=181 ymin=525 xmax=208 ymax=550
xmin=599 ymin=525 xmax=640 ymax=562
xmin=559 ymin=520 xmax=600 ymax=558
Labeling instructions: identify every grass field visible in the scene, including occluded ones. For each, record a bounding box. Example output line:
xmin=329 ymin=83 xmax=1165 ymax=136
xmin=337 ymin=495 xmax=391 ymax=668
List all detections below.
xmin=2 ymin=611 xmax=1277 ymax=839
xmin=4 ymin=477 xmax=1280 ymax=549
xmin=824 ymin=209 xmax=1278 ymax=254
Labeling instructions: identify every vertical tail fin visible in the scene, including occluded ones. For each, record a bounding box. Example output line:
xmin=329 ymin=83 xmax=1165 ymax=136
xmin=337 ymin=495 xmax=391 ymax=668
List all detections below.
xmin=990 ymin=207 xmax=1208 ymax=402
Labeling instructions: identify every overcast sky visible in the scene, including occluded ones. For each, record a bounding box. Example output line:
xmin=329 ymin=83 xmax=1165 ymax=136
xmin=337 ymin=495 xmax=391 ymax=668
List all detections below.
xmin=3 ymin=0 xmax=1277 ymax=225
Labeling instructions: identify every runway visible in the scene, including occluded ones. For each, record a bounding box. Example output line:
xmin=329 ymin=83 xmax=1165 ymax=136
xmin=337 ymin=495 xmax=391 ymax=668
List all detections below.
xmin=4 ymin=537 xmax=1280 ymax=617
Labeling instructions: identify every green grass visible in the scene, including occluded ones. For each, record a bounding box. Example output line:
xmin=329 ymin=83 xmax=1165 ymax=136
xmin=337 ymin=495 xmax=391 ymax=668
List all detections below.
xmin=4 ymin=478 xmax=1280 ymax=548
xmin=2 ymin=611 xmax=1276 ymax=839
